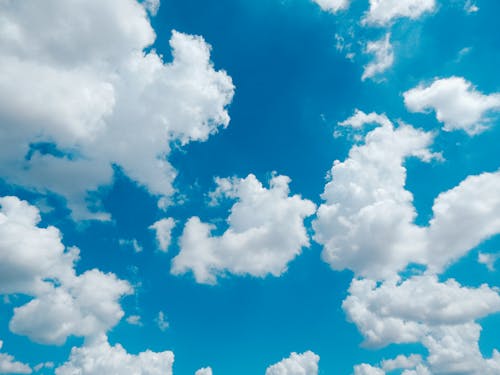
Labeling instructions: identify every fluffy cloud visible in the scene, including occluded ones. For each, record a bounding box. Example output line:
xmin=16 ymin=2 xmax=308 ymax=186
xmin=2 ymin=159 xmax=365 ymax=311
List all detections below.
xmin=314 ymin=111 xmax=437 ymax=280
xmin=0 ymin=341 xmax=31 ymax=374
xmin=315 ymin=110 xmax=500 ymax=279
xmin=265 ymin=351 xmax=319 ymax=375
xmin=150 ymin=218 xmax=176 ymax=252
xmin=345 ymin=275 xmax=500 ymax=374
xmin=0 ymin=0 xmax=234 ymax=220
xmin=55 ymin=335 xmax=174 ymax=375
xmin=362 ymin=0 xmax=436 ymax=26
xmin=0 ymin=196 xmax=131 ymax=345
xmin=362 ymin=33 xmax=394 ymax=81
xmin=404 ymin=76 xmax=500 ymax=135
xmin=343 ymin=275 xmax=500 ymax=347
xmin=172 ymin=174 xmax=316 ymax=284
xmin=312 ymin=0 xmax=350 ymax=13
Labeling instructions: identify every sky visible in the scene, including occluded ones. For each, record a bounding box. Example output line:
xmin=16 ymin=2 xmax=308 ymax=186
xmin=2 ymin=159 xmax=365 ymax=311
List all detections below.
xmin=0 ymin=0 xmax=499 ymax=374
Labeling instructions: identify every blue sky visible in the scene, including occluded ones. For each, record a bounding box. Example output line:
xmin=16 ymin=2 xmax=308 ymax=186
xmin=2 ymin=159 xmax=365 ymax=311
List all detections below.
xmin=0 ymin=0 xmax=499 ymax=374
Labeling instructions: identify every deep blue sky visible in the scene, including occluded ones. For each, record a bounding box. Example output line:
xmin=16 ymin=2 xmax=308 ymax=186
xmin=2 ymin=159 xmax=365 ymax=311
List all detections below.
xmin=0 ymin=0 xmax=499 ymax=374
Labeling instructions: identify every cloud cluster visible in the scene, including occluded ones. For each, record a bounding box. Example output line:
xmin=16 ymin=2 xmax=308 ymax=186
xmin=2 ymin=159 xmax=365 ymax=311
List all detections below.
xmin=55 ymin=335 xmax=174 ymax=375
xmin=404 ymin=76 xmax=500 ymax=135
xmin=0 ymin=196 xmax=131 ymax=344
xmin=0 ymin=0 xmax=234 ymax=220
xmin=265 ymin=351 xmax=319 ymax=375
xmin=0 ymin=341 xmax=31 ymax=374
xmin=347 ymin=276 xmax=500 ymax=374
xmin=315 ymin=110 xmax=500 ymax=279
xmin=172 ymin=174 xmax=316 ymax=284
xmin=0 ymin=196 xmax=173 ymax=373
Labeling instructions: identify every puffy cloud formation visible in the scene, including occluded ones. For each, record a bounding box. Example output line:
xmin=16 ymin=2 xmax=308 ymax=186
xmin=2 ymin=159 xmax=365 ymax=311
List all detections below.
xmin=362 ymin=33 xmax=394 ymax=81
xmin=0 ymin=196 xmax=131 ymax=345
xmin=314 ymin=111 xmax=437 ymax=279
xmin=312 ymin=0 xmax=350 ymax=13
xmin=0 ymin=0 xmax=234 ymax=220
xmin=172 ymin=174 xmax=316 ymax=284
xmin=343 ymin=275 xmax=500 ymax=347
xmin=345 ymin=276 xmax=500 ymax=374
xmin=55 ymin=335 xmax=174 ymax=375
xmin=404 ymin=76 xmax=500 ymax=135
xmin=150 ymin=218 xmax=176 ymax=252
xmin=195 ymin=367 xmax=213 ymax=375
xmin=0 ymin=341 xmax=31 ymax=374
xmin=315 ymin=110 xmax=500 ymax=279
xmin=362 ymin=0 xmax=436 ymax=26
xmin=265 ymin=351 xmax=319 ymax=375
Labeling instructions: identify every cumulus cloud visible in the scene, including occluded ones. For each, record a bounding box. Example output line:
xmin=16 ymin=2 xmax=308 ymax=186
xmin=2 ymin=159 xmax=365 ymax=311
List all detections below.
xmin=362 ymin=0 xmax=436 ymax=26
xmin=313 ymin=111 xmax=437 ymax=280
xmin=312 ymin=0 xmax=350 ymax=13
xmin=265 ymin=351 xmax=319 ymax=375
xmin=172 ymin=174 xmax=316 ymax=284
xmin=0 ymin=0 xmax=234 ymax=220
xmin=150 ymin=218 xmax=176 ymax=252
xmin=0 ymin=341 xmax=31 ymax=374
xmin=362 ymin=33 xmax=394 ymax=81
xmin=315 ymin=110 xmax=500 ymax=279
xmin=404 ymin=76 xmax=500 ymax=135
xmin=0 ymin=196 xmax=132 ymax=345
xmin=55 ymin=335 xmax=174 ymax=375
xmin=343 ymin=275 xmax=500 ymax=347
xmin=345 ymin=275 xmax=500 ymax=374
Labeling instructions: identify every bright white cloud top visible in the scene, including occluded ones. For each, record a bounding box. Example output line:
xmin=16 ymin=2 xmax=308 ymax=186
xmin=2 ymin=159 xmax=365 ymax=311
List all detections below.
xmin=150 ymin=218 xmax=176 ymax=252
xmin=172 ymin=174 xmax=316 ymax=284
xmin=265 ymin=351 xmax=319 ymax=375
xmin=55 ymin=335 xmax=174 ymax=375
xmin=362 ymin=0 xmax=436 ymax=26
xmin=404 ymin=76 xmax=500 ymax=135
xmin=315 ymin=110 xmax=500 ymax=279
xmin=0 ymin=0 xmax=234 ymax=220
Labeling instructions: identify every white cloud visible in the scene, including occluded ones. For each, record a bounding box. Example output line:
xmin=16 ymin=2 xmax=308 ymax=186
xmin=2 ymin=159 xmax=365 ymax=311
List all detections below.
xmin=344 ymin=275 xmax=500 ymax=374
xmin=353 ymin=364 xmax=385 ymax=375
xmin=172 ymin=174 xmax=316 ymax=284
xmin=404 ymin=76 xmax=500 ymax=135
xmin=126 ymin=315 xmax=143 ymax=326
xmin=119 ymin=238 xmax=143 ymax=253
xmin=362 ymin=33 xmax=394 ymax=81
xmin=55 ymin=335 xmax=174 ymax=375
xmin=195 ymin=367 xmax=213 ymax=375
xmin=315 ymin=110 xmax=500 ymax=279
xmin=313 ymin=112 xmax=437 ymax=280
xmin=150 ymin=218 xmax=176 ymax=252
xmin=265 ymin=351 xmax=319 ymax=375
xmin=478 ymin=252 xmax=499 ymax=271
xmin=0 ymin=340 xmax=31 ymax=374
xmin=0 ymin=196 xmax=132 ymax=345
xmin=0 ymin=0 xmax=234 ymax=220
xmin=362 ymin=0 xmax=436 ymax=26
xmin=143 ymin=0 xmax=160 ymax=15
xmin=156 ymin=311 xmax=169 ymax=332
xmin=343 ymin=275 xmax=500 ymax=347
xmin=354 ymin=356 xmax=431 ymax=375
xmin=33 ymin=362 xmax=54 ymax=372
xmin=312 ymin=0 xmax=350 ymax=13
